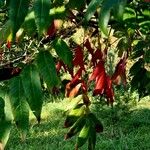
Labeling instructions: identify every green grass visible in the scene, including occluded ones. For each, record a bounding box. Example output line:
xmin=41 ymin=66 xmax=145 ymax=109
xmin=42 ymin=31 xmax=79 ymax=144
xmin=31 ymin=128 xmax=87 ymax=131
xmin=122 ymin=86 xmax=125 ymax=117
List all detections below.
xmin=5 ymin=96 xmax=150 ymax=150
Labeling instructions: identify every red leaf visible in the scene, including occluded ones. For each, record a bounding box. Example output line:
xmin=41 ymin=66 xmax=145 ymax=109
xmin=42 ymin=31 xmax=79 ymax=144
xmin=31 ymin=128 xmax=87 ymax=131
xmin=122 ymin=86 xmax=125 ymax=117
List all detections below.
xmin=56 ymin=60 xmax=67 ymax=73
xmin=70 ymin=68 xmax=83 ymax=86
xmin=73 ymin=46 xmax=85 ymax=70
xmin=105 ymin=76 xmax=114 ymax=103
xmin=94 ymin=48 xmax=103 ymax=61
xmin=111 ymin=57 xmax=127 ymax=86
xmin=56 ymin=61 xmax=62 ymax=72
xmin=89 ymin=61 xmax=105 ymax=82
xmin=84 ymin=39 xmax=94 ymax=55
xmin=65 ymin=82 xmax=81 ymax=97
xmin=93 ymin=71 xmax=106 ymax=95
xmin=47 ymin=20 xmax=56 ymax=37
xmin=6 ymin=40 xmax=11 ymax=49
xmin=81 ymin=80 xmax=87 ymax=93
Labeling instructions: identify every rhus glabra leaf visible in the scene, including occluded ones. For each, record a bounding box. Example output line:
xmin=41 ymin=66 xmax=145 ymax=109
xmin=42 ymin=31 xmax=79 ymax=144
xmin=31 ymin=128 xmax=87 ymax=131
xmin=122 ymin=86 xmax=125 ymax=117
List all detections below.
xmin=53 ymin=38 xmax=73 ymax=68
xmin=9 ymin=76 xmax=29 ymax=141
xmin=65 ymin=82 xmax=81 ymax=98
xmin=21 ymin=64 xmax=43 ymax=123
xmin=111 ymin=56 xmax=127 ymax=86
xmin=75 ymin=117 xmax=91 ymax=149
xmin=73 ymin=46 xmax=85 ymax=70
xmin=89 ymin=61 xmax=106 ymax=95
xmin=84 ymin=0 xmax=103 ymax=22
xmin=65 ymin=116 xmax=86 ymax=140
xmin=89 ymin=61 xmax=105 ymax=82
xmin=64 ymin=104 xmax=85 ymax=128
xmin=99 ymin=0 xmax=121 ymax=36
xmin=0 ymin=97 xmax=11 ymax=148
xmin=88 ymin=113 xmax=103 ymax=133
xmin=105 ymin=76 xmax=114 ymax=103
xmin=9 ymin=0 xmax=30 ymax=39
xmin=84 ymin=39 xmax=94 ymax=55
xmin=0 ymin=121 xmax=11 ymax=149
xmin=0 ymin=21 xmax=11 ymax=44
xmin=113 ymin=0 xmax=127 ymax=21
xmin=34 ymin=0 xmax=51 ymax=35
xmin=36 ymin=50 xmax=60 ymax=89
xmin=88 ymin=127 xmax=96 ymax=150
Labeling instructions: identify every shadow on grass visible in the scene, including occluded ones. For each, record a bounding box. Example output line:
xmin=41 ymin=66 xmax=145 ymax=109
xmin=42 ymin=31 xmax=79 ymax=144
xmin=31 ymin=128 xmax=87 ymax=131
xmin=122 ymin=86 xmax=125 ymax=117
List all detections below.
xmin=5 ymin=104 xmax=76 ymax=150
xmin=5 ymin=100 xmax=150 ymax=150
xmin=92 ymin=103 xmax=150 ymax=150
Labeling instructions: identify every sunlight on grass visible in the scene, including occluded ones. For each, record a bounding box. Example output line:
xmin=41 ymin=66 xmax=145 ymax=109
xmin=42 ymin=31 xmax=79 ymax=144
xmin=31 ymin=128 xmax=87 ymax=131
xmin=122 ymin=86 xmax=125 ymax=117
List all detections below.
xmin=6 ymin=96 xmax=150 ymax=150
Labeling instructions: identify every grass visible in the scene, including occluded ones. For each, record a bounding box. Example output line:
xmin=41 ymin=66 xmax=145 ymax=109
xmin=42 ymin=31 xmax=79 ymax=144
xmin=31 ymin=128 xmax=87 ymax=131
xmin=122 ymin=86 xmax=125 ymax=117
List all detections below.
xmin=5 ymin=95 xmax=150 ymax=150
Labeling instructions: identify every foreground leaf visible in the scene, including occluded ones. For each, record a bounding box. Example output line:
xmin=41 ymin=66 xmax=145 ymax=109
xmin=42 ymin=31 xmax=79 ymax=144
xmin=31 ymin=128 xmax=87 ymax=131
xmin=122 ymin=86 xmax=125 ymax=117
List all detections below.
xmin=0 ymin=120 xmax=11 ymax=148
xmin=9 ymin=0 xmax=30 ymax=39
xmin=99 ymin=0 xmax=126 ymax=36
xmin=85 ymin=0 xmax=102 ymax=22
xmin=21 ymin=64 xmax=43 ymax=123
xmin=36 ymin=50 xmax=59 ymax=88
xmin=75 ymin=117 xmax=91 ymax=149
xmin=53 ymin=38 xmax=73 ymax=68
xmin=9 ymin=76 xmax=29 ymax=141
xmin=34 ymin=0 xmax=51 ymax=34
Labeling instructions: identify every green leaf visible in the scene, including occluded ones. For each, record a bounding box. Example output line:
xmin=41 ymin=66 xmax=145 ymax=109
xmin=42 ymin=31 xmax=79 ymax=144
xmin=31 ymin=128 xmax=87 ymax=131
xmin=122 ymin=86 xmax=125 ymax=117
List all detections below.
xmin=99 ymin=0 xmax=126 ymax=36
xmin=65 ymin=116 xmax=86 ymax=139
xmin=144 ymin=50 xmax=150 ymax=63
xmin=9 ymin=76 xmax=29 ymax=141
xmin=66 ymin=0 xmax=86 ymax=10
xmin=36 ymin=50 xmax=59 ymax=88
xmin=0 ymin=97 xmax=5 ymax=121
xmin=129 ymin=59 xmax=144 ymax=76
xmin=21 ymin=64 xmax=43 ymax=123
xmin=88 ymin=127 xmax=96 ymax=150
xmin=53 ymin=38 xmax=73 ymax=68
xmin=64 ymin=104 xmax=85 ymax=128
xmin=84 ymin=0 xmax=102 ymax=22
xmin=76 ymin=117 xmax=91 ymax=149
xmin=22 ymin=10 xmax=37 ymax=36
xmin=9 ymin=0 xmax=30 ymax=39
xmin=0 ymin=120 xmax=11 ymax=148
xmin=0 ymin=21 xmax=11 ymax=44
xmin=34 ymin=0 xmax=51 ymax=35
xmin=113 ymin=0 xmax=127 ymax=21
xmin=0 ymin=97 xmax=12 ymax=148
xmin=88 ymin=113 xmax=103 ymax=133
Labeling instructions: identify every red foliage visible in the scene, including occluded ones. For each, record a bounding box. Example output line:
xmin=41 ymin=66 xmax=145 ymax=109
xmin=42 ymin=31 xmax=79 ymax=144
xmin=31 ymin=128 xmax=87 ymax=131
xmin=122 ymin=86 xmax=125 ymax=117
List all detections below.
xmin=73 ymin=45 xmax=85 ymax=70
xmin=105 ymin=76 xmax=114 ymax=103
xmin=47 ymin=21 xmax=56 ymax=37
xmin=89 ymin=61 xmax=114 ymax=103
xmin=6 ymin=41 xmax=11 ymax=49
xmin=89 ymin=61 xmax=105 ymax=82
xmin=56 ymin=60 xmax=67 ymax=73
xmin=111 ymin=56 xmax=127 ymax=86
xmin=84 ymin=39 xmax=94 ymax=55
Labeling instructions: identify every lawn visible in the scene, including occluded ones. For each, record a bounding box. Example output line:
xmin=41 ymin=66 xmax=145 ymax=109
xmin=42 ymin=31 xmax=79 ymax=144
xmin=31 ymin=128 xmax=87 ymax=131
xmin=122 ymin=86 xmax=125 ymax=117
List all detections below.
xmin=5 ymin=94 xmax=150 ymax=150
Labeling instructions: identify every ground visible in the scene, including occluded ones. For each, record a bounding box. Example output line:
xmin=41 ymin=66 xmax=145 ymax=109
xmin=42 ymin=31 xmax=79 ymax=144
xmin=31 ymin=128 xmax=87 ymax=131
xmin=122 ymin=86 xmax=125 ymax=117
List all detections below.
xmin=6 ymin=95 xmax=150 ymax=150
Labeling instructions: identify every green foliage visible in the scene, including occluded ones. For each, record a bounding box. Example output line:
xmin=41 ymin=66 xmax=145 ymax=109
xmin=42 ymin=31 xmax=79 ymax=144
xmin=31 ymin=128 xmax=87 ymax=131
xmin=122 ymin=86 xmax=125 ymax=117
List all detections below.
xmin=9 ymin=76 xmax=29 ymax=141
xmin=99 ymin=0 xmax=126 ymax=36
xmin=66 ymin=0 xmax=86 ymax=10
xmin=34 ymin=0 xmax=51 ymax=35
xmin=36 ymin=50 xmax=60 ymax=88
xmin=8 ymin=0 xmax=30 ymax=39
xmin=0 ymin=21 xmax=12 ymax=44
xmin=52 ymin=38 xmax=73 ymax=68
xmin=84 ymin=0 xmax=102 ymax=22
xmin=21 ymin=64 xmax=43 ymax=123
xmin=0 ymin=120 xmax=11 ymax=148
xmin=0 ymin=0 xmax=149 ymax=149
